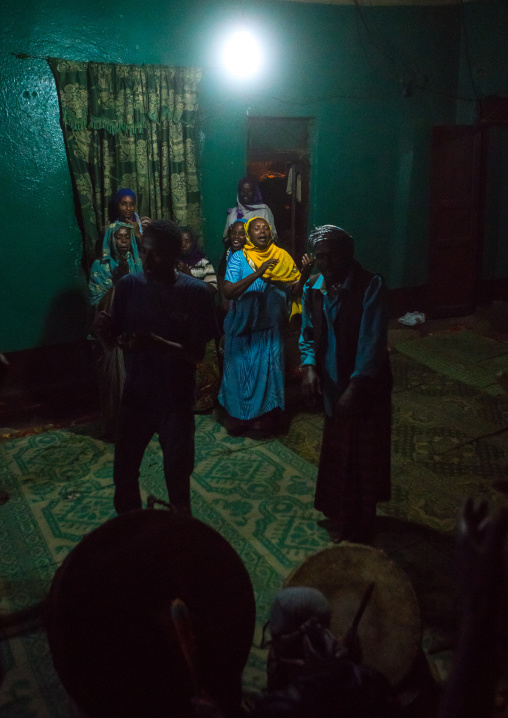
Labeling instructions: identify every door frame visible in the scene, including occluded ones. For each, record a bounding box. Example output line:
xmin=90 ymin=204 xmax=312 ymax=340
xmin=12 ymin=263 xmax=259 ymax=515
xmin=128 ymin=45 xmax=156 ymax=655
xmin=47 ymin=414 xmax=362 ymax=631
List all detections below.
xmin=246 ymin=116 xmax=312 ymax=260
xmin=428 ymin=98 xmax=508 ymax=318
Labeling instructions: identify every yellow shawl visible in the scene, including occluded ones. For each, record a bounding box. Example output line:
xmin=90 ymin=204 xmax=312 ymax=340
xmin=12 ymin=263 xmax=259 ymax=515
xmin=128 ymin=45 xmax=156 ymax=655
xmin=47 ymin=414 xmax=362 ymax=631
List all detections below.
xmin=243 ymin=217 xmax=302 ymax=318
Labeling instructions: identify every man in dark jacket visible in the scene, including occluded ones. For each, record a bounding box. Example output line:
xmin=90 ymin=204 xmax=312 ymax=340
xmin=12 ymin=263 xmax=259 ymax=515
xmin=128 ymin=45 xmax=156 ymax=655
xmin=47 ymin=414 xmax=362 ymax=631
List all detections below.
xmin=94 ymin=219 xmax=218 ymax=515
xmin=299 ymin=225 xmax=392 ymax=543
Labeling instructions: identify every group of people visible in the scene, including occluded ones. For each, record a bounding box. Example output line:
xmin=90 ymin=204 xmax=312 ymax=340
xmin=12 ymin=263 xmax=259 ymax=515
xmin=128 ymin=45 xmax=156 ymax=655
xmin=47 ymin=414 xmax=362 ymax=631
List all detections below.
xmin=91 ymin=178 xmax=392 ymax=545
xmin=1 ymin=184 xmax=505 ymax=718
xmin=89 ymin=179 xmax=278 ymax=425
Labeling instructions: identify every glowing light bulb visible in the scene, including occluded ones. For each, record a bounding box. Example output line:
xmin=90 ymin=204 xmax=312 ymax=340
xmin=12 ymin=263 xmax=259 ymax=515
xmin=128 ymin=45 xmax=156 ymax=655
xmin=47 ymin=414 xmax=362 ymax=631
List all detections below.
xmin=221 ymin=30 xmax=263 ymax=79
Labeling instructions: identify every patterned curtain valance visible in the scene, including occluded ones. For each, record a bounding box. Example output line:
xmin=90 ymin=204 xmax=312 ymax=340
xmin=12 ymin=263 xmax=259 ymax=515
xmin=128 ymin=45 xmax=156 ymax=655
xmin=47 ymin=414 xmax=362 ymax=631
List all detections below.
xmin=48 ymin=58 xmax=202 ymax=135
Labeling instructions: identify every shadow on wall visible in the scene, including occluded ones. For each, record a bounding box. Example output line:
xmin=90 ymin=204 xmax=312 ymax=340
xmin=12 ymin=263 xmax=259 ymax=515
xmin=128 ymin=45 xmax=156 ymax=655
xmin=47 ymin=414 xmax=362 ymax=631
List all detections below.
xmin=0 ymin=289 xmax=98 ymax=424
xmin=39 ymin=287 xmax=91 ymax=347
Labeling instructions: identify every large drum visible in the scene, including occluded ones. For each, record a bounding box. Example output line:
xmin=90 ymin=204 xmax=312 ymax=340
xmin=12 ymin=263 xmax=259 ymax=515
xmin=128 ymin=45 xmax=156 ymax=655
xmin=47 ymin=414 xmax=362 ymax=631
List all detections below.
xmin=46 ymin=510 xmax=256 ymax=718
xmin=285 ymin=543 xmax=421 ymax=687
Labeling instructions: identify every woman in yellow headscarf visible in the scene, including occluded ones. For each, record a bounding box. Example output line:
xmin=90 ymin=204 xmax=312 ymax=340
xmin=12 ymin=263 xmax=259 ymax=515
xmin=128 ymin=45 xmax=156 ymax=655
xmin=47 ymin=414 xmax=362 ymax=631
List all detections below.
xmin=219 ymin=216 xmax=313 ymax=434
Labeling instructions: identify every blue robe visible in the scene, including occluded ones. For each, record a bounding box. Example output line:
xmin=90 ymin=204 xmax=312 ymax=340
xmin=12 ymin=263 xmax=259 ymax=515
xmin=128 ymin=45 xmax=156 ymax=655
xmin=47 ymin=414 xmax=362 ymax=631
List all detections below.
xmin=218 ymin=251 xmax=291 ymax=420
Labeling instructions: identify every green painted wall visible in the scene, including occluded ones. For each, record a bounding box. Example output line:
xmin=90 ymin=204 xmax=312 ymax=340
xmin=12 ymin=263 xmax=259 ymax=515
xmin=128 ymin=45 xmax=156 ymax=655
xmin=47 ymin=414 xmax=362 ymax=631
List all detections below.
xmin=1 ymin=0 xmax=507 ymax=352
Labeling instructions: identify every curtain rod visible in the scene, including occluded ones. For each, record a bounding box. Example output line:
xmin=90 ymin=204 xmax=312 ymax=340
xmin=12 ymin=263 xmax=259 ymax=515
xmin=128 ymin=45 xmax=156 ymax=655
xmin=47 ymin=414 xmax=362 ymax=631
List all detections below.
xmin=12 ymin=52 xmax=475 ymax=103
xmin=12 ymin=53 xmax=49 ymax=60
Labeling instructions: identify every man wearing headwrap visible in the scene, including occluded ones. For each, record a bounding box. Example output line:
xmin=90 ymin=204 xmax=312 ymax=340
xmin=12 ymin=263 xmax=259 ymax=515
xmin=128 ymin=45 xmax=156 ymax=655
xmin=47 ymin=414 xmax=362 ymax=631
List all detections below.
xmin=299 ymin=226 xmax=392 ymax=543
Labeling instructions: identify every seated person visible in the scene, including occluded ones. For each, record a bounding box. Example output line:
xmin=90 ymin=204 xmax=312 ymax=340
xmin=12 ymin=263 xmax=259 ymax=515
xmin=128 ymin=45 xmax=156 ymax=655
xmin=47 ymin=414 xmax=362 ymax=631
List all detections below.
xmin=177 ymin=226 xmax=218 ymax=294
xmin=253 ymin=586 xmax=400 ymax=718
xmin=176 ymin=227 xmax=220 ymax=412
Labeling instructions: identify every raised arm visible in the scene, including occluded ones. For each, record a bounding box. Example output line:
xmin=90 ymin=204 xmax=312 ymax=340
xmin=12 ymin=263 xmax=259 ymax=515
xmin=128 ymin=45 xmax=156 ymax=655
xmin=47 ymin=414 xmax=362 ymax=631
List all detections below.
xmin=223 ymin=257 xmax=279 ymax=300
xmin=118 ymin=286 xmax=218 ymax=366
xmin=290 ymin=253 xmax=314 ymax=298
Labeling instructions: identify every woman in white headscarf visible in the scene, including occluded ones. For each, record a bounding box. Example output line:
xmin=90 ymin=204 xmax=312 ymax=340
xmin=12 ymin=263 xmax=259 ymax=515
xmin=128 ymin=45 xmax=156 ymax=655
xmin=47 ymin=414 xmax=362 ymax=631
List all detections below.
xmin=223 ymin=176 xmax=277 ymax=243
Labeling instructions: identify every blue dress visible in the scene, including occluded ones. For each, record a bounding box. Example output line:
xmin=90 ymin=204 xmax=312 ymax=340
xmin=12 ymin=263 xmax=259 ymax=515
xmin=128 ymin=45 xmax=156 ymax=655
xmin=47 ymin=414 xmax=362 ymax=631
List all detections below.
xmin=218 ymin=251 xmax=291 ymax=420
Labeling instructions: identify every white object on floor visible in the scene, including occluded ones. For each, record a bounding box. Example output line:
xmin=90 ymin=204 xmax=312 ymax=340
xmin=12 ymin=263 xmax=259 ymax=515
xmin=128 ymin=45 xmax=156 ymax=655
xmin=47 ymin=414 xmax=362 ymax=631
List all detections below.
xmin=397 ymin=311 xmax=426 ymax=326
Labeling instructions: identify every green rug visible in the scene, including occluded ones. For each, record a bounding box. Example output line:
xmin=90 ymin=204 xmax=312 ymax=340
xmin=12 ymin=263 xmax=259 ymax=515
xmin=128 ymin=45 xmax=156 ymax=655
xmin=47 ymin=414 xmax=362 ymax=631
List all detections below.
xmin=394 ymin=329 xmax=508 ymax=393
xmin=280 ymin=350 xmax=508 ymax=534
xmin=0 ymin=416 xmax=331 ymax=716
xmin=278 ymin=349 xmax=508 ymax=687
xmin=2 ymin=346 xmax=508 ymax=715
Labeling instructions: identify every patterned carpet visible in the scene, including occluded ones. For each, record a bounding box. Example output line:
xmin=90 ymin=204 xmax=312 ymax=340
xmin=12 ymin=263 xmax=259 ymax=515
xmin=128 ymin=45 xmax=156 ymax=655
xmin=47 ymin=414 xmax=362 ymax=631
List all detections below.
xmin=281 ymin=346 xmax=508 ymax=688
xmin=1 ymin=338 xmax=508 ymax=715
xmin=393 ymin=329 xmax=508 ymax=394
xmin=0 ymin=415 xmax=330 ymax=716
xmin=282 ymin=349 xmax=508 ymax=532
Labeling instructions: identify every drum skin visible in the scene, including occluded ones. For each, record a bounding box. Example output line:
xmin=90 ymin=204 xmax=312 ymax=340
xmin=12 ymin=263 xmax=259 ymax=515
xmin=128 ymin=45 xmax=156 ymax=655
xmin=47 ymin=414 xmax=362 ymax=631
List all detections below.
xmin=285 ymin=543 xmax=422 ymax=687
xmin=46 ymin=510 xmax=256 ymax=718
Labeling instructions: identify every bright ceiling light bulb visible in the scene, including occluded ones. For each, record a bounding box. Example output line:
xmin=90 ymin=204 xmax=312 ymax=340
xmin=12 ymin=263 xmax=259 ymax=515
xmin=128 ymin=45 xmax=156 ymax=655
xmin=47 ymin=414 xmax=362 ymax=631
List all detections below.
xmin=221 ymin=30 xmax=263 ymax=79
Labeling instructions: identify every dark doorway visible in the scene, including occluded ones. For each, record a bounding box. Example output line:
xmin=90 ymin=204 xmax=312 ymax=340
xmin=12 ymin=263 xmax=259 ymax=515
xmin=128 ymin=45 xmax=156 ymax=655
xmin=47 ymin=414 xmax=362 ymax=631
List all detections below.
xmin=247 ymin=117 xmax=312 ymax=260
xmin=428 ymin=125 xmax=482 ymax=318
xmin=428 ymin=99 xmax=508 ymax=319
xmin=483 ymin=126 xmax=508 ymax=283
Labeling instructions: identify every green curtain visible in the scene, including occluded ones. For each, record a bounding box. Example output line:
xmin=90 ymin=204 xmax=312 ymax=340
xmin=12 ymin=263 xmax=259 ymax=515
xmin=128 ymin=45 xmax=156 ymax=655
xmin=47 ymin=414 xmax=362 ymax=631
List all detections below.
xmin=49 ymin=58 xmax=203 ymax=270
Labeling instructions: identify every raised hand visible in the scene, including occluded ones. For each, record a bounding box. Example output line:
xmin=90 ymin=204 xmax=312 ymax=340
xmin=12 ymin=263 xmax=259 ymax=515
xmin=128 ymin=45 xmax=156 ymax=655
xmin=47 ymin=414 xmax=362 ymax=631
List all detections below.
xmin=257 ymin=257 xmax=279 ymax=276
xmin=177 ymin=261 xmax=192 ymax=276
xmin=300 ymin=253 xmax=314 ymax=279
xmin=122 ymin=216 xmax=142 ymax=241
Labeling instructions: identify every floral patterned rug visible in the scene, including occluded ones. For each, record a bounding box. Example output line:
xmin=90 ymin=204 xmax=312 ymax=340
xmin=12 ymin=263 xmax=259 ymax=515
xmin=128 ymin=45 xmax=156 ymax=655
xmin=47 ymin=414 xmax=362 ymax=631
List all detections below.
xmin=1 ymin=343 xmax=508 ymax=716
xmin=0 ymin=414 xmax=329 ymax=716
xmin=279 ymin=348 xmax=508 ymax=689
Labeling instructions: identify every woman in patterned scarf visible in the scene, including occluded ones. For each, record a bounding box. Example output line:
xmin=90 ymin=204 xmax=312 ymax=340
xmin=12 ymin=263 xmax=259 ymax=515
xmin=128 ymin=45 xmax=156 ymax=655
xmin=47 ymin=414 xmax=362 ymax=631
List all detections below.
xmin=90 ymin=222 xmax=143 ymax=309
xmin=89 ymin=221 xmax=143 ymax=438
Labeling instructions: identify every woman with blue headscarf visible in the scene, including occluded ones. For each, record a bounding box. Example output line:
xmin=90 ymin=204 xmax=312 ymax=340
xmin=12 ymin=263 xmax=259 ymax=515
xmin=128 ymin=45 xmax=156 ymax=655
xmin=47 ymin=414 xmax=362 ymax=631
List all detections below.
xmin=90 ymin=221 xmax=143 ymax=438
xmin=108 ymin=188 xmax=149 ymax=244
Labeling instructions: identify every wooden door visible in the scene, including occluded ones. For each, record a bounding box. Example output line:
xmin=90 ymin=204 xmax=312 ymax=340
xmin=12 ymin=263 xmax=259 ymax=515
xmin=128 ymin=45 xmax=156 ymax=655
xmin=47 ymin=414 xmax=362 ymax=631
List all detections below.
xmin=428 ymin=126 xmax=483 ymax=318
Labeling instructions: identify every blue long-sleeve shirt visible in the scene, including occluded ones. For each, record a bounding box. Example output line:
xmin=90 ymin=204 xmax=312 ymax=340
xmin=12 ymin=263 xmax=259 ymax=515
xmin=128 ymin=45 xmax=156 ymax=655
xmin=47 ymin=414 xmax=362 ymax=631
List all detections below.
xmin=299 ymin=272 xmax=389 ymax=416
